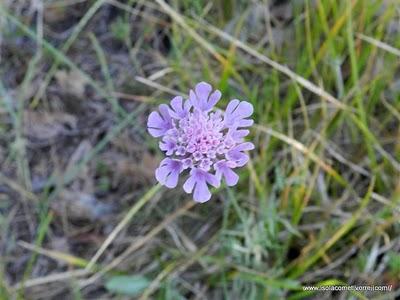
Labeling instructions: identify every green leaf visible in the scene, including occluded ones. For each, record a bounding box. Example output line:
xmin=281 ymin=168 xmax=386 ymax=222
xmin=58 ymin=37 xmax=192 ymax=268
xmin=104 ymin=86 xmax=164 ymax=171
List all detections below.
xmin=238 ymin=273 xmax=301 ymax=290
xmin=388 ymin=251 xmax=400 ymax=275
xmin=105 ymin=275 xmax=150 ymax=296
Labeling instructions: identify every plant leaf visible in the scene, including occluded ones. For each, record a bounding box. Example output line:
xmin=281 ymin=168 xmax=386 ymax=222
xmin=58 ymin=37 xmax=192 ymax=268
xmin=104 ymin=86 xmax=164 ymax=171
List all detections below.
xmin=105 ymin=275 xmax=150 ymax=296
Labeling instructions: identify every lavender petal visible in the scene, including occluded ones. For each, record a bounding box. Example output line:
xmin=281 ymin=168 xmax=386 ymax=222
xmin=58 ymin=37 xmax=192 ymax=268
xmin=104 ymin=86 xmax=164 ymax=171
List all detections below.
xmin=147 ymin=104 xmax=173 ymax=137
xmin=224 ymin=99 xmax=253 ymax=128
xmin=155 ymin=158 xmax=183 ymax=188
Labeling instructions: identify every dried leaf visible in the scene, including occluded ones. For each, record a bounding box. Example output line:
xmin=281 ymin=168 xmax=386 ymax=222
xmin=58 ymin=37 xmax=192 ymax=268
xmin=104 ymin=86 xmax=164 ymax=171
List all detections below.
xmin=55 ymin=69 xmax=87 ymax=98
xmin=53 ymin=191 xmax=114 ymax=221
xmin=65 ymin=140 xmax=92 ymax=173
xmin=23 ymin=110 xmax=77 ymax=140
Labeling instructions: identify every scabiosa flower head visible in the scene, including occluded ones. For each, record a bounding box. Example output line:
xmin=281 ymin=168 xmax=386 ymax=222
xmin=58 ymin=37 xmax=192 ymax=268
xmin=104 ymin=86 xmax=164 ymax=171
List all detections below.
xmin=147 ymin=82 xmax=254 ymax=203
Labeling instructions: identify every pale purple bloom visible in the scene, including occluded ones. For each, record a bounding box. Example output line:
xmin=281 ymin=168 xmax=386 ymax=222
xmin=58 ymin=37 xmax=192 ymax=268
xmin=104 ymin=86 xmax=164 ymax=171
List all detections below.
xmin=147 ymin=82 xmax=254 ymax=202
xmin=155 ymin=158 xmax=183 ymax=188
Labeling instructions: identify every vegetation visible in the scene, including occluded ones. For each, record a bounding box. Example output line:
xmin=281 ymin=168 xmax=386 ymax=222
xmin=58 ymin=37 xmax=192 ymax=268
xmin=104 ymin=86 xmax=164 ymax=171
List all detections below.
xmin=0 ymin=0 xmax=399 ymax=299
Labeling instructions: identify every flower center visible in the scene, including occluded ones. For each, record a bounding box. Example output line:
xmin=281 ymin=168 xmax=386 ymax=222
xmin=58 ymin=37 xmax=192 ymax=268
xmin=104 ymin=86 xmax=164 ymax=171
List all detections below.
xmin=165 ymin=110 xmax=233 ymax=170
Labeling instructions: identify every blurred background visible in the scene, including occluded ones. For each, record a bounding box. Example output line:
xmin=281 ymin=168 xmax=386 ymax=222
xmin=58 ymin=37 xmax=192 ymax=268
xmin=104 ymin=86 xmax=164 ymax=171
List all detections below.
xmin=0 ymin=0 xmax=399 ymax=299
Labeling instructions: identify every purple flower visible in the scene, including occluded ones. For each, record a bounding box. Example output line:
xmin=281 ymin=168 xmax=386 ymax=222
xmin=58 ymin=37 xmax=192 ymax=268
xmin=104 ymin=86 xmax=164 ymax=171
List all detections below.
xmin=155 ymin=158 xmax=183 ymax=188
xmin=183 ymin=168 xmax=220 ymax=203
xmin=215 ymin=160 xmax=239 ymax=186
xmin=147 ymin=104 xmax=172 ymax=137
xmin=147 ymin=82 xmax=254 ymax=202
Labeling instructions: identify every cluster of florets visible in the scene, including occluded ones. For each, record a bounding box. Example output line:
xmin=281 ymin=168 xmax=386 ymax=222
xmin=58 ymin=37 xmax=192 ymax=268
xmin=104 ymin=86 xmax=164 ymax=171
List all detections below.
xmin=147 ymin=82 xmax=254 ymax=202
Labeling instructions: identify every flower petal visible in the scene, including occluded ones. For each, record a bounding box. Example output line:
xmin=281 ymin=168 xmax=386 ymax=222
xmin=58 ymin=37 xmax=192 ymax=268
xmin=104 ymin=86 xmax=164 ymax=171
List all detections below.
xmin=215 ymin=160 xmax=239 ymax=186
xmin=193 ymin=180 xmax=211 ymax=203
xmin=223 ymin=168 xmax=239 ymax=186
xmin=225 ymin=99 xmax=239 ymax=116
xmin=165 ymin=169 xmax=180 ymax=188
xmin=224 ymin=99 xmax=253 ymax=128
xmin=204 ymin=171 xmax=220 ymax=188
xmin=237 ymin=119 xmax=254 ymax=127
xmin=228 ymin=128 xmax=250 ymax=141
xmin=147 ymin=112 xmax=165 ymax=137
xmin=195 ymin=82 xmax=212 ymax=106
xmin=189 ymin=90 xmax=199 ymax=110
xmin=159 ymin=104 xmax=172 ymax=121
xmin=183 ymin=168 xmax=219 ymax=202
xmin=233 ymin=142 xmax=255 ymax=152
xmin=226 ymin=142 xmax=254 ymax=167
xmin=159 ymin=137 xmax=176 ymax=155
xmin=147 ymin=104 xmax=173 ymax=137
xmin=189 ymin=82 xmax=221 ymax=111
xmin=183 ymin=173 xmax=196 ymax=194
xmin=205 ymin=90 xmax=221 ymax=110
xmin=169 ymin=96 xmax=191 ymax=119
xmin=155 ymin=158 xmax=183 ymax=188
